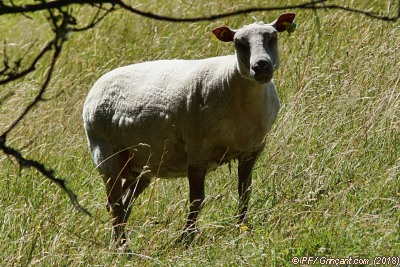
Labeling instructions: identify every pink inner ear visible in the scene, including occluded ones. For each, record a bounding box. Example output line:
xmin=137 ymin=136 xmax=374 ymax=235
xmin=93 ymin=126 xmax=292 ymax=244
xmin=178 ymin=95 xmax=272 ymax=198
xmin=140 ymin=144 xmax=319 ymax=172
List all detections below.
xmin=275 ymin=13 xmax=296 ymax=32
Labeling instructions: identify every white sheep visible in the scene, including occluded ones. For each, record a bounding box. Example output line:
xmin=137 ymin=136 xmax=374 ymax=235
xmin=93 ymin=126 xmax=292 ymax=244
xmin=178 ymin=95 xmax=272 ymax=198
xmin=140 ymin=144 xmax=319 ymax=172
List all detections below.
xmin=82 ymin=13 xmax=296 ymax=245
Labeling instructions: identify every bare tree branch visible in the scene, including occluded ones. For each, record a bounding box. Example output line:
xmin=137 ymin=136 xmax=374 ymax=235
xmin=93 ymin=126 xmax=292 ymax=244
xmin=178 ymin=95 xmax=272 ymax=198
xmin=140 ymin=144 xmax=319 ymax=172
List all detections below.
xmin=0 ymin=0 xmax=399 ymax=21
xmin=0 ymin=136 xmax=91 ymax=216
xmin=118 ymin=0 xmax=400 ymax=22
xmin=1 ymin=7 xmax=91 ymax=216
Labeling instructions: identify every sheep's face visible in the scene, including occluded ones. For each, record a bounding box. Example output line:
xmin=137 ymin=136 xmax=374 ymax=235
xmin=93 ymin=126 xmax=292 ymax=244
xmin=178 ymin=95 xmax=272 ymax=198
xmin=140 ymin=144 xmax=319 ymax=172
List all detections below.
xmin=233 ymin=23 xmax=279 ymax=84
xmin=212 ymin=13 xmax=295 ymax=85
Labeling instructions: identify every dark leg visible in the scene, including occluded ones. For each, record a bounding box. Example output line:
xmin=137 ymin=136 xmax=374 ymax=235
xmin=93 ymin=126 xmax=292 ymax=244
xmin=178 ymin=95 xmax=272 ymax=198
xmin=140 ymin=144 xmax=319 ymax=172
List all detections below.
xmin=121 ymin=174 xmax=151 ymax=224
xmin=180 ymin=162 xmax=207 ymax=244
xmin=237 ymin=149 xmax=262 ymax=223
xmin=103 ymin=175 xmax=127 ymax=243
xmin=102 ymin=152 xmax=151 ymax=246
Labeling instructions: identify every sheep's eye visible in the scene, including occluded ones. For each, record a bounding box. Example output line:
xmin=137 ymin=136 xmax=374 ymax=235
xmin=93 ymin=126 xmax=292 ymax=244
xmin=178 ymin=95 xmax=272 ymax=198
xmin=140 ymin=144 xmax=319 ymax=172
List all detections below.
xmin=234 ymin=38 xmax=248 ymax=47
xmin=268 ymin=34 xmax=277 ymax=44
xmin=234 ymin=39 xmax=242 ymax=45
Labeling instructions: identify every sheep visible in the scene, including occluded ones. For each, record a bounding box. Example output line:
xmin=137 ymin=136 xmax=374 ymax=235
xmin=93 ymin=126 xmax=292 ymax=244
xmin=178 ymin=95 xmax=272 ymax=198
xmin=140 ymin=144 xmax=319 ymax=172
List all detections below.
xmin=82 ymin=13 xmax=296 ymax=245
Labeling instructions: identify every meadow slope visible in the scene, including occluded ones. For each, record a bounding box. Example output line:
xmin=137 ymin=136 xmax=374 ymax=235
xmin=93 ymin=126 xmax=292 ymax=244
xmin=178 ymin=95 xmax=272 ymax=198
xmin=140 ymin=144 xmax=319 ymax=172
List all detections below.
xmin=0 ymin=0 xmax=399 ymax=266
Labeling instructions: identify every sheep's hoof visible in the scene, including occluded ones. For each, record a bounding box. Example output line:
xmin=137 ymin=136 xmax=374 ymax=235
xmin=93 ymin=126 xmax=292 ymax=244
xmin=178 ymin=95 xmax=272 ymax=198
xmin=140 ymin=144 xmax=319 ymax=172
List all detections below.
xmin=176 ymin=229 xmax=198 ymax=248
xmin=117 ymin=242 xmax=131 ymax=252
xmin=111 ymin=235 xmax=131 ymax=253
xmin=114 ymin=240 xmax=134 ymax=258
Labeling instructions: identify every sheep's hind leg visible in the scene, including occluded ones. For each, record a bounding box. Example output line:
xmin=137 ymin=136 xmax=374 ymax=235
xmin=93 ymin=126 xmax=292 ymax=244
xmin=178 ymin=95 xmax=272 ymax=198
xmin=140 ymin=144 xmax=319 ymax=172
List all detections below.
xmin=121 ymin=171 xmax=151 ymax=225
xmin=97 ymin=149 xmax=135 ymax=246
xmin=237 ymin=148 xmax=262 ymax=224
xmin=102 ymin=174 xmax=127 ymax=245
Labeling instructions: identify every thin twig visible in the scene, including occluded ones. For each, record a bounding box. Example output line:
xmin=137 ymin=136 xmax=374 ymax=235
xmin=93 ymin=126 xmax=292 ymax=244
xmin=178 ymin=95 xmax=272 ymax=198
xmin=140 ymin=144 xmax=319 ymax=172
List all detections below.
xmin=71 ymin=3 xmax=116 ymax=32
xmin=0 ymin=41 xmax=53 ymax=86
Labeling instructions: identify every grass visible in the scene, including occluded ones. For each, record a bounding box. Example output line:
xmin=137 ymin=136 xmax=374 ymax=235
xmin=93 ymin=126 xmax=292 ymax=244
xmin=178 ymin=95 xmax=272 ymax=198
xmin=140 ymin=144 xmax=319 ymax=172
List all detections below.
xmin=1 ymin=0 xmax=399 ymax=265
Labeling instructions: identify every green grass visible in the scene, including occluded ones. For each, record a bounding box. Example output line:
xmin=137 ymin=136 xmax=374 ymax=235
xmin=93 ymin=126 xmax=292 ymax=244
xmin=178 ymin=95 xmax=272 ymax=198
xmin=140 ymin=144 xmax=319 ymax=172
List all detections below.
xmin=1 ymin=0 xmax=399 ymax=265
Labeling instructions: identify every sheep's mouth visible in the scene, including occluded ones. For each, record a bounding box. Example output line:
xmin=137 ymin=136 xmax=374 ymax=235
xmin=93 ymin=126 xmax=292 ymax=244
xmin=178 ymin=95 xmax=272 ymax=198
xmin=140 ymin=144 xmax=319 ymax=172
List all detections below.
xmin=252 ymin=72 xmax=273 ymax=84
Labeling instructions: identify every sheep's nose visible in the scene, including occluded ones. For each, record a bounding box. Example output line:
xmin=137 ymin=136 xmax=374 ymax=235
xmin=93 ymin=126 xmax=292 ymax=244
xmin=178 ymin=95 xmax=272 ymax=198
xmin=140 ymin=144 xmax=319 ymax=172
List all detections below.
xmin=251 ymin=60 xmax=271 ymax=74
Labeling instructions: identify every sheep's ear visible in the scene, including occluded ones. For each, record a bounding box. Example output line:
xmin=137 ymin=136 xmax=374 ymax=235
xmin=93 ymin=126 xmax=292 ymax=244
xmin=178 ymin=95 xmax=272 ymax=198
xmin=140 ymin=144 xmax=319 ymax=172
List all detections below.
xmin=212 ymin=26 xmax=236 ymax=42
xmin=271 ymin=13 xmax=296 ymax=32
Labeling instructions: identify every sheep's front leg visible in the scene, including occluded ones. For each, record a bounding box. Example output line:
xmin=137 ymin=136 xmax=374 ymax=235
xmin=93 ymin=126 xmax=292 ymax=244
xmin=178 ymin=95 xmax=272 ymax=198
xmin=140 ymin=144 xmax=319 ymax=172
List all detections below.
xmin=237 ymin=149 xmax=262 ymax=224
xmin=181 ymin=162 xmax=207 ymax=243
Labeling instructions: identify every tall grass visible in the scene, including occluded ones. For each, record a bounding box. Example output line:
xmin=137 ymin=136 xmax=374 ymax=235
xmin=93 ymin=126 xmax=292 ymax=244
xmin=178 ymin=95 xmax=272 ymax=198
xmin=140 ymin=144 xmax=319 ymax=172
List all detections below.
xmin=1 ymin=0 xmax=399 ymax=265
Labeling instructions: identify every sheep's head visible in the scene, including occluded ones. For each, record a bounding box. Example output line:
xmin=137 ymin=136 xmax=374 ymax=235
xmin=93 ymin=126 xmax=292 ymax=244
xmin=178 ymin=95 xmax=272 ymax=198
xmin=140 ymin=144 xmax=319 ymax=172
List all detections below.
xmin=213 ymin=13 xmax=296 ymax=84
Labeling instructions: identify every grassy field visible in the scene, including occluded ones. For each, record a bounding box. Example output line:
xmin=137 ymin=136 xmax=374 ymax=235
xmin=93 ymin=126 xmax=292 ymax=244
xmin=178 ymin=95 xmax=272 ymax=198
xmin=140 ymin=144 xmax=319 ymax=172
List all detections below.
xmin=1 ymin=0 xmax=399 ymax=266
